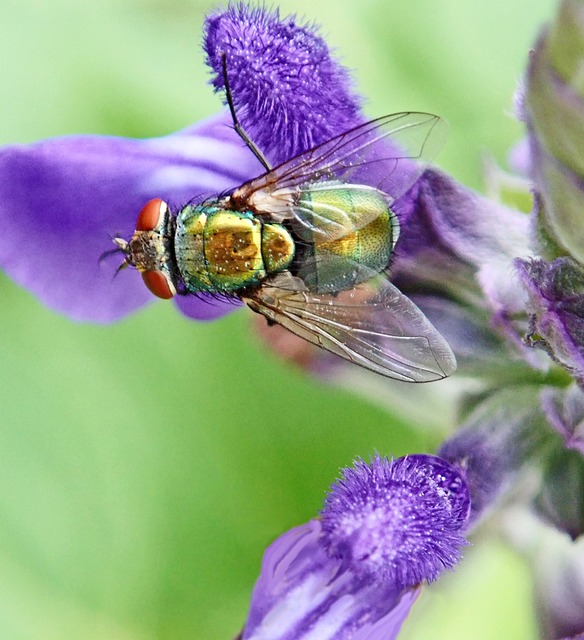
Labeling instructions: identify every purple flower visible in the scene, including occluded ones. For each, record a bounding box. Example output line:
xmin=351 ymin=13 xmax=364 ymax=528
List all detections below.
xmin=0 ymin=4 xmax=365 ymax=323
xmin=204 ymin=2 xmax=364 ymax=166
xmin=241 ymin=454 xmax=470 ymax=640
xmin=516 ymin=257 xmax=584 ymax=384
xmin=389 ymin=167 xmax=538 ymax=373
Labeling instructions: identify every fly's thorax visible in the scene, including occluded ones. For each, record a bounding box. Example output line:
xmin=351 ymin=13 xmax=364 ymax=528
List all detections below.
xmin=296 ymin=185 xmax=397 ymax=292
xmin=175 ymin=203 xmax=294 ymax=294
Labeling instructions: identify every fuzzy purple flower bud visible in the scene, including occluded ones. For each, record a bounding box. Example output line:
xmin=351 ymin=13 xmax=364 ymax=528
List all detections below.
xmin=241 ymin=455 xmax=469 ymax=640
xmin=321 ymin=454 xmax=470 ymax=588
xmin=203 ymin=3 xmax=363 ymax=166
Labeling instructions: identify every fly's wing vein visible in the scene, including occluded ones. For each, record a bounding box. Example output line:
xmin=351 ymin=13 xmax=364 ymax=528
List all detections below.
xmin=243 ymin=274 xmax=456 ymax=382
xmin=232 ymin=112 xmax=446 ymax=221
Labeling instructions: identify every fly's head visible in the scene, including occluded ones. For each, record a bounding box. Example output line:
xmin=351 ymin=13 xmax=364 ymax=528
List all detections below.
xmin=109 ymin=198 xmax=178 ymax=299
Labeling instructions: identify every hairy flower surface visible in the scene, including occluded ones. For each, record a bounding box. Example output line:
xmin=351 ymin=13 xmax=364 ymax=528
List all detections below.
xmin=321 ymin=455 xmax=469 ymax=587
xmin=204 ymin=2 xmax=363 ymax=165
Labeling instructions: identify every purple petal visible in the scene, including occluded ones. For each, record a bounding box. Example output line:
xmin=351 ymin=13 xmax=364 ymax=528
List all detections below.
xmin=0 ymin=112 xmax=257 ymax=322
xmin=245 ymin=520 xmax=322 ymax=626
xmin=174 ymin=293 xmax=242 ymax=321
xmin=243 ymin=519 xmax=421 ymax=640
xmin=352 ymin=589 xmax=419 ymax=640
xmin=203 ymin=3 xmax=364 ymax=165
xmin=399 ymin=169 xmax=531 ymax=269
xmin=394 ymin=169 xmax=532 ymax=315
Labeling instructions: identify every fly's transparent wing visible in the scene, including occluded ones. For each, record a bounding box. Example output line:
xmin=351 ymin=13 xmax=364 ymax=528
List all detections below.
xmin=230 ymin=112 xmax=447 ymax=243
xmin=231 ymin=111 xmax=446 ymax=221
xmin=242 ymin=271 xmax=456 ymax=383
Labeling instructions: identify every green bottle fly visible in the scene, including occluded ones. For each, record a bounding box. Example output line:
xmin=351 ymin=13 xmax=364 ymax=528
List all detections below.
xmin=111 ymin=92 xmax=455 ymax=382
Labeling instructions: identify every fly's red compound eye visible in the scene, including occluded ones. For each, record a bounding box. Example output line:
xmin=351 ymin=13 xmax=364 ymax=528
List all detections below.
xmin=136 ymin=198 xmax=169 ymax=231
xmin=141 ymin=270 xmax=176 ymax=299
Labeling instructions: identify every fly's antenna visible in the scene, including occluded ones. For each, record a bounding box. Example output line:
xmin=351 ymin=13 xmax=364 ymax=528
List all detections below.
xmin=99 ymin=237 xmax=131 ymax=278
xmin=221 ymin=52 xmax=272 ymax=172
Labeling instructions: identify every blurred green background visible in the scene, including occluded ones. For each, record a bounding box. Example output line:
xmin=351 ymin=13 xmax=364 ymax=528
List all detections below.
xmin=0 ymin=0 xmax=556 ymax=638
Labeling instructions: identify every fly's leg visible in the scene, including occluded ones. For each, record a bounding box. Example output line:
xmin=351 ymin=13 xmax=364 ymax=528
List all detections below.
xmin=221 ymin=52 xmax=272 ymax=171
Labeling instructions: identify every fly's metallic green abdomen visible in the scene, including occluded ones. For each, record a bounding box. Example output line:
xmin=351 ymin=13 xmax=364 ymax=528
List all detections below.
xmin=297 ymin=186 xmax=396 ymax=292
xmin=175 ymin=204 xmax=295 ymax=293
